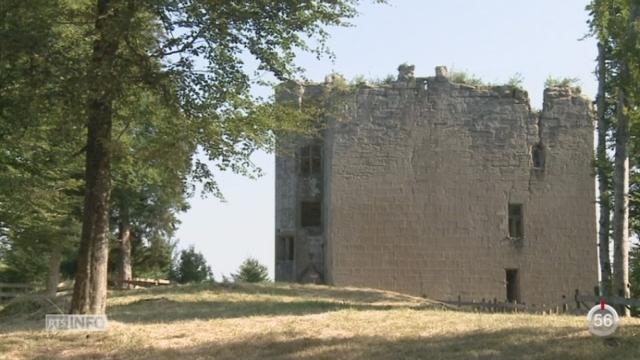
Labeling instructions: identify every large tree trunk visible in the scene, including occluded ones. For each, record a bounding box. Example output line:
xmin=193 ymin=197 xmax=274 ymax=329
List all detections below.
xmin=596 ymin=42 xmax=612 ymax=296
xmin=46 ymin=244 xmax=62 ymax=299
xmin=117 ymin=219 xmax=132 ymax=290
xmin=70 ymin=0 xmax=120 ymax=314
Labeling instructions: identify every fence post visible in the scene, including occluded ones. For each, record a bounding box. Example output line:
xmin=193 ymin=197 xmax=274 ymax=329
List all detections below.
xmin=574 ymin=289 xmax=580 ymax=310
xmin=457 ymin=294 xmax=461 ymax=308
xmin=618 ymin=289 xmax=628 ymax=315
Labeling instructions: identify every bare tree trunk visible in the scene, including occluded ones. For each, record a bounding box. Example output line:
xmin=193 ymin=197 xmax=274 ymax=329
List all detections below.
xmin=612 ymin=91 xmax=630 ymax=316
xmin=70 ymin=0 xmax=120 ymax=315
xmin=611 ymin=1 xmax=638 ymax=318
xmin=118 ymin=220 xmax=132 ymax=290
xmin=46 ymin=244 xmax=62 ymax=299
xmin=596 ymin=42 xmax=612 ymax=296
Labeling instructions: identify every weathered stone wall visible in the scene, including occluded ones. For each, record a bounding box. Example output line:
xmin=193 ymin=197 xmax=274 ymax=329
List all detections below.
xmin=276 ymin=67 xmax=597 ymax=306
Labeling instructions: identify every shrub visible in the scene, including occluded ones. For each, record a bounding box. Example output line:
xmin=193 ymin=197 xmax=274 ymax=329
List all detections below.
xmin=544 ymin=76 xmax=580 ymax=88
xmin=350 ymin=74 xmax=368 ymax=87
xmin=448 ymin=70 xmax=485 ymax=86
xmin=232 ymin=257 xmax=270 ymax=283
xmin=506 ymin=73 xmax=525 ymax=90
xmin=171 ymin=246 xmax=212 ymax=283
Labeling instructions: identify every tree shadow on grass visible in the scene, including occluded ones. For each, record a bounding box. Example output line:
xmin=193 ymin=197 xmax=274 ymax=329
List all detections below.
xmin=108 ymin=297 xmax=396 ymax=324
xmin=0 ymin=283 xmax=425 ymax=332
xmin=215 ymin=283 xmax=424 ymax=304
xmin=49 ymin=325 xmax=640 ymax=360
xmin=108 ymin=282 xmax=422 ymax=305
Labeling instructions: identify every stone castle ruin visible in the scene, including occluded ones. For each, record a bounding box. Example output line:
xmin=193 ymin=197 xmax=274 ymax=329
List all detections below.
xmin=275 ymin=65 xmax=596 ymax=306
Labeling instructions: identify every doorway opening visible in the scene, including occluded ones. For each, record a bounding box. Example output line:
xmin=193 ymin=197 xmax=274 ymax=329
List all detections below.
xmin=505 ymin=269 xmax=520 ymax=303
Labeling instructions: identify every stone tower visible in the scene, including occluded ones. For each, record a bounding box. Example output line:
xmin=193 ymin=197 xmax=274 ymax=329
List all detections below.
xmin=275 ymin=65 xmax=597 ymax=306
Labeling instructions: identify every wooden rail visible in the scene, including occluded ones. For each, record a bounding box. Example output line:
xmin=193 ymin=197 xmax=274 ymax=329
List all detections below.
xmin=439 ymin=296 xmax=529 ymax=312
xmin=0 ymin=282 xmax=34 ymax=300
xmin=442 ymin=290 xmax=640 ymax=315
xmin=442 ymin=291 xmax=586 ymax=314
xmin=122 ymin=278 xmax=171 ymax=287
xmin=0 ymin=278 xmax=171 ymax=300
xmin=576 ymin=295 xmax=640 ymax=307
xmin=0 ymin=283 xmax=33 ymax=288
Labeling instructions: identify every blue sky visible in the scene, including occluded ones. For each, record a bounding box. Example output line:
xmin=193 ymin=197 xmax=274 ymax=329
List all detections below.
xmin=175 ymin=0 xmax=598 ymax=279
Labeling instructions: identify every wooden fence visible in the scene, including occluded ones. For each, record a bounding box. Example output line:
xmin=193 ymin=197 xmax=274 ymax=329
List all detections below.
xmin=122 ymin=278 xmax=171 ymax=287
xmin=0 ymin=282 xmax=34 ymax=300
xmin=575 ymin=294 xmax=640 ymax=308
xmin=441 ymin=290 xmax=640 ymax=315
xmin=0 ymin=278 xmax=170 ymax=301
xmin=439 ymin=296 xmax=543 ymax=314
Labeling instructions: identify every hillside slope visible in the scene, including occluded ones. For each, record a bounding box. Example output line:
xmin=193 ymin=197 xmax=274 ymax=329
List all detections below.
xmin=1 ymin=282 xmax=640 ymax=359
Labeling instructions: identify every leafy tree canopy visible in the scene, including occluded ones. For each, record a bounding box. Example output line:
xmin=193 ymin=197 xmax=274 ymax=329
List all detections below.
xmin=172 ymin=245 xmax=212 ymax=283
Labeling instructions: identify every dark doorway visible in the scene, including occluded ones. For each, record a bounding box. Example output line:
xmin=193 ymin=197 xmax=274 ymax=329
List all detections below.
xmin=506 ymin=269 xmax=520 ymax=303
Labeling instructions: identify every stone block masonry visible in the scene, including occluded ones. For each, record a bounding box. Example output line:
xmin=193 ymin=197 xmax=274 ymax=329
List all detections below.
xmin=275 ymin=65 xmax=597 ymax=307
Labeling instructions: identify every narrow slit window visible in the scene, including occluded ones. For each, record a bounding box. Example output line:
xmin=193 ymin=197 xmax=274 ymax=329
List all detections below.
xmin=279 ymin=236 xmax=294 ymax=261
xmin=532 ymin=144 xmax=545 ymax=169
xmin=299 ymin=145 xmax=322 ymax=176
xmin=508 ymin=204 xmax=523 ymax=239
xmin=287 ymin=237 xmax=294 ymax=261
xmin=301 ymin=201 xmax=321 ymax=227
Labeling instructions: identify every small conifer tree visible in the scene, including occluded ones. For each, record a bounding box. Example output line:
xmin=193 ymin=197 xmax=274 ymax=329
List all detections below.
xmin=232 ymin=258 xmax=270 ymax=283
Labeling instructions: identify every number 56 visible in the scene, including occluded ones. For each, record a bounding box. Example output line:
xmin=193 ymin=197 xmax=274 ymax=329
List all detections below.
xmin=593 ymin=313 xmax=613 ymax=327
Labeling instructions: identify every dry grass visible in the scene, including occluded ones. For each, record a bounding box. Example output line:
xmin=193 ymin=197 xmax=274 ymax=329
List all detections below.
xmin=1 ymin=282 xmax=640 ymax=359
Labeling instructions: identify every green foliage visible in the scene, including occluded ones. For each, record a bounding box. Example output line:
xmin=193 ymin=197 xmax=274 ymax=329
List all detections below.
xmin=348 ymin=74 xmax=396 ymax=88
xmin=630 ymin=244 xmax=640 ymax=305
xmin=171 ymin=246 xmax=212 ymax=284
xmin=0 ymin=0 xmax=380 ymax=307
xmin=108 ymin=87 xmax=193 ymax=281
xmin=350 ymin=74 xmax=369 ymax=87
xmin=0 ymin=0 xmax=87 ymax=284
xmin=506 ymin=73 xmax=525 ymax=90
xmin=588 ymin=0 xmax=639 ymax=299
xmin=631 ymin=163 xmax=640 ymax=238
xmin=544 ymin=76 xmax=581 ymax=88
xmin=0 ymin=245 xmax=48 ymax=283
xmin=379 ymin=74 xmax=397 ymax=85
xmin=113 ymin=0 xmax=373 ymax=197
xmin=587 ymin=0 xmax=640 ymax=225
xmin=232 ymin=257 xmax=270 ymax=283
xmin=632 ymin=112 xmax=640 ymax=239
xmin=107 ymin=234 xmax=177 ymax=280
xmin=448 ymin=70 xmax=485 ymax=87
xmin=132 ymin=236 xmax=177 ymax=279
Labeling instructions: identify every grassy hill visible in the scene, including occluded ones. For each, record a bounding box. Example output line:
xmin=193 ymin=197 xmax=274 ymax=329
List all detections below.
xmin=1 ymin=282 xmax=640 ymax=359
